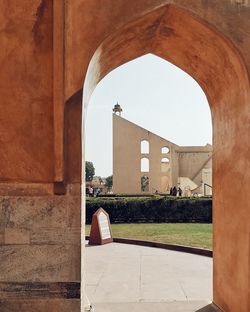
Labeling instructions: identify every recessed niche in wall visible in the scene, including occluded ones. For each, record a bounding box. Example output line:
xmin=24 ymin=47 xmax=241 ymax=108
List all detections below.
xmin=161 ymin=157 xmax=170 ymax=172
xmin=141 ymin=176 xmax=149 ymax=192
xmin=141 ymin=157 xmax=149 ymax=172
xmin=161 ymin=147 xmax=169 ymax=154
xmin=141 ymin=140 xmax=149 ymax=154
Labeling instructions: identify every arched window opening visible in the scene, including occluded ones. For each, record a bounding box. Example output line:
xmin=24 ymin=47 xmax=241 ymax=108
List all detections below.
xmin=161 ymin=157 xmax=170 ymax=173
xmin=161 ymin=147 xmax=169 ymax=154
xmin=141 ymin=176 xmax=149 ymax=192
xmin=141 ymin=157 xmax=149 ymax=172
xmin=84 ymin=18 xmax=216 ymax=306
xmin=141 ymin=140 xmax=149 ymax=154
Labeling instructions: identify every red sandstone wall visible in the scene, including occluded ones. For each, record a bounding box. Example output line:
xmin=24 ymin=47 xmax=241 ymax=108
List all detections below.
xmin=1 ymin=0 xmax=249 ymax=187
xmin=0 ymin=1 xmax=250 ymax=312
xmin=64 ymin=0 xmax=250 ymax=191
xmin=0 ymin=3 xmax=80 ymax=311
xmin=0 ymin=0 xmax=54 ymax=183
xmin=65 ymin=0 xmax=250 ymax=99
xmin=69 ymin=2 xmax=249 ymax=312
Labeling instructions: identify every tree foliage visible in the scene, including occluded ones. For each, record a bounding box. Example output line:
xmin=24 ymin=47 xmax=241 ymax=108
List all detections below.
xmin=85 ymin=161 xmax=95 ymax=181
xmin=105 ymin=175 xmax=113 ymax=188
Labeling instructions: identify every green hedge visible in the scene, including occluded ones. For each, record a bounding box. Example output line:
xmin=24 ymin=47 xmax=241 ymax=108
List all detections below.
xmin=86 ymin=197 xmax=212 ymax=224
xmin=98 ymin=194 xmax=157 ymax=198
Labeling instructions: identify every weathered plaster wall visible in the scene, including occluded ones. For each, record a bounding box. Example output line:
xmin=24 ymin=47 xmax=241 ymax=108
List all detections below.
xmin=0 ymin=0 xmax=54 ymax=183
xmin=79 ymin=4 xmax=250 ymax=311
xmin=0 ymin=1 xmax=81 ymax=311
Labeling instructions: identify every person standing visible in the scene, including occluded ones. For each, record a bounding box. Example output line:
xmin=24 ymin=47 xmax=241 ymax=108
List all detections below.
xmin=170 ymin=187 xmax=173 ymax=196
xmin=89 ymin=186 xmax=94 ymax=197
xmin=178 ymin=186 xmax=183 ymax=197
xmin=172 ymin=186 xmax=177 ymax=196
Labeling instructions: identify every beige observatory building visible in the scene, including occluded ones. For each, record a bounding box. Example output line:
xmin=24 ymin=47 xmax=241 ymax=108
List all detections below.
xmin=113 ymin=106 xmax=212 ymax=195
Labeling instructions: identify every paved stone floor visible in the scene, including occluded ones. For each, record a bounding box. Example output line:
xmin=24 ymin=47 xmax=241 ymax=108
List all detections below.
xmin=85 ymin=242 xmax=212 ymax=312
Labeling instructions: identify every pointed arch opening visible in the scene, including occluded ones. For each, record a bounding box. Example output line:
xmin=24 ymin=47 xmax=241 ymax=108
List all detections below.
xmin=77 ymin=2 xmax=250 ymax=311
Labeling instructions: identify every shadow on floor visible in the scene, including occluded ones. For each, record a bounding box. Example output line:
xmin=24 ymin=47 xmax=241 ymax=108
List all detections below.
xmin=196 ymin=304 xmax=222 ymax=312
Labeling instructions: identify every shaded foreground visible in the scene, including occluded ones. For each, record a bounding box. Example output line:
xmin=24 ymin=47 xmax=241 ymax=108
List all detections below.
xmin=85 ymin=223 xmax=212 ymax=249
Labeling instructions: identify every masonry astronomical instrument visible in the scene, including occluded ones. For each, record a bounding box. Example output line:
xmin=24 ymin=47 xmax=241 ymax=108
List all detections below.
xmin=89 ymin=208 xmax=113 ymax=245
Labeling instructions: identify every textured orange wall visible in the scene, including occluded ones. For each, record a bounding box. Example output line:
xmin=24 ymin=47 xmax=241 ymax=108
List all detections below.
xmin=0 ymin=2 xmax=80 ymax=311
xmin=74 ymin=3 xmax=250 ymax=312
xmin=0 ymin=0 xmax=54 ymax=183
xmin=0 ymin=1 xmax=250 ymax=312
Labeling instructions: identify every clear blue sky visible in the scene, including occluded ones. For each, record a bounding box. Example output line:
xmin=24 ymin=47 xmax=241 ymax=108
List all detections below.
xmin=85 ymin=54 xmax=212 ymax=177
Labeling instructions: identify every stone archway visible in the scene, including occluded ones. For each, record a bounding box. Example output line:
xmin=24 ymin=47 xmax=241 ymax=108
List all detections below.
xmin=0 ymin=1 xmax=249 ymax=312
xmin=78 ymin=3 xmax=250 ymax=312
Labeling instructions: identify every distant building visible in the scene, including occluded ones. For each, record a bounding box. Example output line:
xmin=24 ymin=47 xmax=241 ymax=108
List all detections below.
xmin=113 ymin=108 xmax=212 ymax=196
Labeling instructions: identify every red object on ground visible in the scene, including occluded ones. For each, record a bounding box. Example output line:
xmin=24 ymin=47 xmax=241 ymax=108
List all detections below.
xmin=89 ymin=208 xmax=113 ymax=245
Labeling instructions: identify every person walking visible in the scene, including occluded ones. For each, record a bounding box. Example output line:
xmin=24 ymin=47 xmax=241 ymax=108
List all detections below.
xmin=178 ymin=186 xmax=183 ymax=197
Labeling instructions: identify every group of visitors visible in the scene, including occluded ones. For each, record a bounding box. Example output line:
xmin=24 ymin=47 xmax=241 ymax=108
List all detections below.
xmin=170 ymin=186 xmax=182 ymax=197
xmin=86 ymin=186 xmax=101 ymax=197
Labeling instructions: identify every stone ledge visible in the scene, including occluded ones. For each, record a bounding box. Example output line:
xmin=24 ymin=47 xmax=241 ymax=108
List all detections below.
xmin=86 ymin=236 xmax=213 ymax=257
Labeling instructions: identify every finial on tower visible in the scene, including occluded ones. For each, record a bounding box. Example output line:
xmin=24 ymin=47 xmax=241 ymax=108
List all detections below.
xmin=113 ymin=102 xmax=123 ymax=116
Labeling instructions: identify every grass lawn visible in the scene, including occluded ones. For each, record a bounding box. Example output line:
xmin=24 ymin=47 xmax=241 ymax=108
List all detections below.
xmin=85 ymin=223 xmax=212 ymax=249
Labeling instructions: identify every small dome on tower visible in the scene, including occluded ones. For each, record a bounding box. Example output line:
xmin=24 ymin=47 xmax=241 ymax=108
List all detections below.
xmin=113 ymin=102 xmax=123 ymax=116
